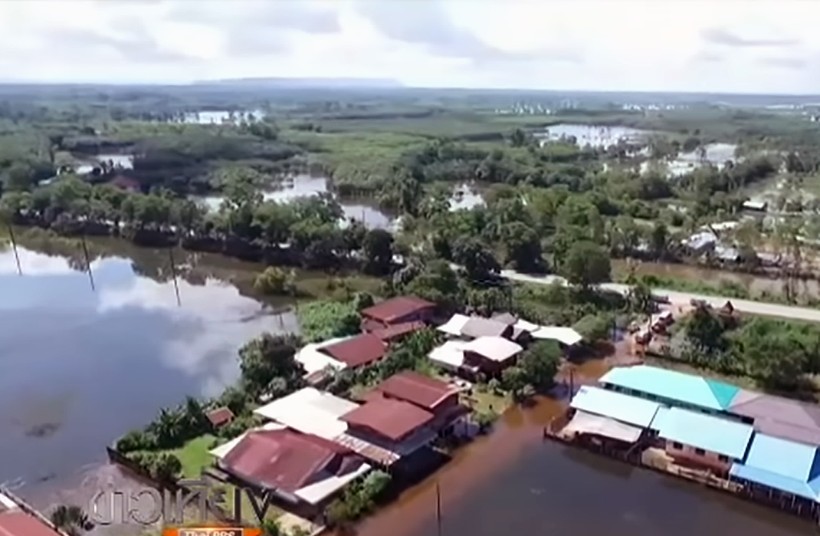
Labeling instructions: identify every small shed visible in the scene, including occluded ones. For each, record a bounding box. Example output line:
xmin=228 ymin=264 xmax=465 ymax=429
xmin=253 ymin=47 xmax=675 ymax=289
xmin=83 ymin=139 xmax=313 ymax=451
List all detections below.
xmin=207 ymin=407 xmax=235 ymax=429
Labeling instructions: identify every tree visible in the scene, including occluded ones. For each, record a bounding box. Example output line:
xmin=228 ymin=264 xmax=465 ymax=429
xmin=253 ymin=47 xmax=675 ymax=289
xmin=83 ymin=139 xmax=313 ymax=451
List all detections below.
xmin=685 ymin=305 xmax=725 ymax=353
xmin=519 ymin=340 xmax=561 ymax=390
xmin=650 ymin=222 xmax=668 ymax=259
xmin=573 ymin=313 xmax=614 ymax=343
xmin=238 ymin=333 xmax=303 ymax=395
xmin=261 ymin=519 xmax=283 ymax=536
xmin=561 ymin=240 xmax=611 ymax=288
xmin=453 ymin=237 xmax=501 ymax=283
xmin=501 ymin=366 xmax=528 ymax=400
xmin=500 ymin=222 xmax=545 ymax=272
xmin=405 ymin=259 xmax=463 ymax=310
xmin=362 ymin=228 xmax=394 ymax=275
xmin=151 ymin=453 xmax=183 ymax=481
xmin=627 ymin=280 xmax=655 ymax=315
xmin=254 ymin=266 xmax=296 ymax=296
xmin=50 ymin=505 xmax=92 ymax=536
xmin=510 ymin=128 xmax=529 ymax=147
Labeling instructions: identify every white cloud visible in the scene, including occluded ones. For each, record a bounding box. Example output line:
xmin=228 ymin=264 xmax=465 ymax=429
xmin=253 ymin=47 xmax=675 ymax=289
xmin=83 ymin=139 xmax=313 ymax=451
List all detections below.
xmin=0 ymin=0 xmax=818 ymax=92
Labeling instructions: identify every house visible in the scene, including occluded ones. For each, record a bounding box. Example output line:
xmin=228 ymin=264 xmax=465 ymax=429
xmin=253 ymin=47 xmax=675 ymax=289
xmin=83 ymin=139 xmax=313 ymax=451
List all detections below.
xmin=253 ymin=387 xmax=360 ymax=440
xmin=360 ymin=296 xmax=436 ymax=332
xmin=461 ymin=336 xmax=523 ymax=377
xmin=427 ymin=340 xmax=470 ymax=373
xmin=730 ymin=434 xmax=820 ymax=509
xmin=370 ymin=321 xmax=426 ymax=343
xmin=0 ymin=490 xmax=66 ymax=536
xmin=743 ymin=200 xmax=768 ymax=212
xmin=728 ymin=391 xmax=820 ymax=446
xmin=367 ymin=371 xmax=469 ymax=433
xmin=599 ymin=365 xmax=742 ymax=415
xmin=294 ymin=336 xmax=356 ymax=378
xmin=563 ymin=386 xmax=661 ymax=446
xmin=682 ymin=231 xmax=717 ymax=255
xmin=437 ymin=314 xmax=529 ymax=343
xmin=214 ymin=428 xmax=370 ymax=511
xmin=531 ymin=326 xmax=584 ymax=348
xmin=318 ymin=333 xmax=388 ymax=369
xmin=206 ymin=407 xmax=235 ymax=429
xmin=337 ymin=397 xmax=439 ymax=467
xmin=649 ymin=406 xmax=754 ymax=475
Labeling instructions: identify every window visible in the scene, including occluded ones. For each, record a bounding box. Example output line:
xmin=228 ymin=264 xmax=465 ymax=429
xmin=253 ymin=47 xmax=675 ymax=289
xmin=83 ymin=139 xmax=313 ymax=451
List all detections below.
xmin=671 ymin=442 xmax=683 ymax=449
xmin=694 ymin=448 xmax=706 ymax=455
xmin=718 ymin=455 xmax=729 ymax=462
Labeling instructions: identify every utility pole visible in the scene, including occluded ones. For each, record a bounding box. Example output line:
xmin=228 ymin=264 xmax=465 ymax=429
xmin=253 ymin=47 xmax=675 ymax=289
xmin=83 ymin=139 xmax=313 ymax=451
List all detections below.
xmin=436 ymin=482 xmax=443 ymax=536
xmin=168 ymin=247 xmax=181 ymax=307
xmin=80 ymin=234 xmax=96 ymax=292
xmin=6 ymin=223 xmax=22 ymax=276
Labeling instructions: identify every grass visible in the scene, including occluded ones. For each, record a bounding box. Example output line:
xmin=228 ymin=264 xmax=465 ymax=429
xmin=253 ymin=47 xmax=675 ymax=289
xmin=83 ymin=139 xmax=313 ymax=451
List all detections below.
xmin=170 ymin=434 xmax=218 ymax=478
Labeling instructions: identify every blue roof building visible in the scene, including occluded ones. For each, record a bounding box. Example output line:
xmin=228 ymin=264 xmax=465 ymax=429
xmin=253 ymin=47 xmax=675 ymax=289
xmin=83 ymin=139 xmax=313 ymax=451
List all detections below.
xmin=599 ymin=365 xmax=741 ymax=412
xmin=653 ymin=407 xmax=754 ymax=460
xmin=570 ymin=386 xmax=660 ymax=428
xmin=730 ymin=434 xmax=820 ymax=501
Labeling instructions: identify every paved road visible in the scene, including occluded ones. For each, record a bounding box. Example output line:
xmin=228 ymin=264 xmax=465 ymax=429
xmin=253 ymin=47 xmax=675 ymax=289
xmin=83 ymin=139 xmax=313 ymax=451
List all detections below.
xmin=501 ymin=270 xmax=820 ymax=324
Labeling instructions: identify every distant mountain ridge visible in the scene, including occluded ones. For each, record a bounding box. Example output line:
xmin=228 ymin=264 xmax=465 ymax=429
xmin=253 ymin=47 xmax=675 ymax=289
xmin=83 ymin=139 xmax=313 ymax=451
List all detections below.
xmin=193 ymin=77 xmax=404 ymax=89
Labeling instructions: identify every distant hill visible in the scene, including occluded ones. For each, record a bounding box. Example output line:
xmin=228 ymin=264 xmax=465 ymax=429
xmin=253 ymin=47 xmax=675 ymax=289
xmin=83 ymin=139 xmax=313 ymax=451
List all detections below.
xmin=193 ymin=77 xmax=403 ymax=89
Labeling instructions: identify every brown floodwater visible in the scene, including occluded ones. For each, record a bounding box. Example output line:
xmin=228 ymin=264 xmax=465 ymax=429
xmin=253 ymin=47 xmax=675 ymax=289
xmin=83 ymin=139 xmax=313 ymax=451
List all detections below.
xmin=612 ymin=259 xmax=820 ymax=299
xmin=353 ymin=359 xmax=817 ymax=536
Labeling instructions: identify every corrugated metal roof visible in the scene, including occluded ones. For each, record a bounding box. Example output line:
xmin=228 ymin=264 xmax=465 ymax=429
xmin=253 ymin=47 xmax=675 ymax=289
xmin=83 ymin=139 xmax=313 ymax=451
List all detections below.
xmin=361 ymin=296 xmax=435 ymax=323
xmin=570 ymin=386 xmax=660 ymax=428
xmin=253 ymin=388 xmax=359 ymax=440
xmin=730 ymin=464 xmax=819 ymax=501
xmin=563 ymin=410 xmax=643 ymax=443
xmin=532 ymin=326 xmax=583 ymax=346
xmin=462 ymin=336 xmax=523 ymax=362
xmin=375 ymin=371 xmax=459 ymax=411
xmin=599 ymin=365 xmax=740 ymax=411
xmin=437 ymin=314 xmax=470 ymax=336
xmin=741 ymin=434 xmax=820 ymax=483
xmin=729 ymin=391 xmax=820 ymax=446
xmin=656 ymin=407 xmax=754 ymax=459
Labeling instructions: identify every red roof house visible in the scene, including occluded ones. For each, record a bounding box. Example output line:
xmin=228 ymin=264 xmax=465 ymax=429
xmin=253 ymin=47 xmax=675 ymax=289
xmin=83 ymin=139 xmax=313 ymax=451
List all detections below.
xmin=319 ymin=333 xmax=387 ymax=368
xmin=341 ymin=397 xmax=435 ymax=443
xmin=360 ymin=296 xmax=436 ymax=332
xmin=0 ymin=492 xmax=64 ymax=536
xmin=218 ymin=429 xmax=366 ymax=505
xmin=206 ymin=407 xmax=235 ymax=429
xmin=371 ymin=321 xmax=426 ymax=343
xmin=374 ymin=371 xmax=460 ymax=414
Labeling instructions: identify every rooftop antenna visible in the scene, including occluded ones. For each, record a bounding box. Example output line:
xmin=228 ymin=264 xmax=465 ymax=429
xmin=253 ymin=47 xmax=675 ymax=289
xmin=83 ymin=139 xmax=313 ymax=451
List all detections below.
xmin=6 ymin=223 xmax=22 ymax=276
xmin=167 ymin=247 xmax=181 ymax=307
xmin=79 ymin=234 xmax=96 ymax=292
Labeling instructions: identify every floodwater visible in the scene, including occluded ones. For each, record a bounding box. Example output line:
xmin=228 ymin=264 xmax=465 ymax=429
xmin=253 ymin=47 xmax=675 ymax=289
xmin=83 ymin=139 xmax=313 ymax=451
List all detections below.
xmin=0 ymin=236 xmax=298 ymax=504
xmin=176 ymin=110 xmax=264 ymax=125
xmin=75 ymin=154 xmax=135 ymax=174
xmin=538 ymin=124 xmax=650 ymax=147
xmin=612 ymin=259 xmax=820 ymax=300
xmin=357 ymin=359 xmax=816 ymax=536
xmin=196 ymin=174 xmax=397 ymax=230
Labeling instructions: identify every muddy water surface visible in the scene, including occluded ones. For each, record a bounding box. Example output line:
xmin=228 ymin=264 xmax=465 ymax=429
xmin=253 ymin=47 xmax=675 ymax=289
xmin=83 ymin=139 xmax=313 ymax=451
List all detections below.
xmin=355 ymin=360 xmax=816 ymax=536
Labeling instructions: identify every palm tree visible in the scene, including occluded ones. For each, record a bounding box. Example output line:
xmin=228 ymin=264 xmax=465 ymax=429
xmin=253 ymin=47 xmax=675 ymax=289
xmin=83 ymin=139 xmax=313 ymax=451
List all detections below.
xmin=50 ymin=505 xmax=92 ymax=536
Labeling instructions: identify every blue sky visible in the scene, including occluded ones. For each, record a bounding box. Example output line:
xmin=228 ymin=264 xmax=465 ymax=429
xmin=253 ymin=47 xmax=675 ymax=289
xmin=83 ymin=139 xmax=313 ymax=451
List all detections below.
xmin=0 ymin=0 xmax=817 ymax=93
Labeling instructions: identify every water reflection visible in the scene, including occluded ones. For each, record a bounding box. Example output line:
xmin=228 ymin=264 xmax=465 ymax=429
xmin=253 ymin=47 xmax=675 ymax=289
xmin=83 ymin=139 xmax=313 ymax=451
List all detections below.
xmin=196 ymin=174 xmax=395 ymax=229
xmin=0 ymin=244 xmax=296 ymax=492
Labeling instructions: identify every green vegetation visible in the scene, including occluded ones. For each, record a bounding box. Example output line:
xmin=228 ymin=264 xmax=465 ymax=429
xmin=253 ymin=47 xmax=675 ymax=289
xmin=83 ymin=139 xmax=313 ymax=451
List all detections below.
xmin=500 ymin=340 xmax=562 ymax=400
xmin=297 ymin=299 xmax=360 ymax=342
xmin=49 ymin=505 xmax=93 ymax=536
xmin=664 ymin=304 xmax=820 ymax=395
xmin=326 ymin=470 xmax=392 ymax=527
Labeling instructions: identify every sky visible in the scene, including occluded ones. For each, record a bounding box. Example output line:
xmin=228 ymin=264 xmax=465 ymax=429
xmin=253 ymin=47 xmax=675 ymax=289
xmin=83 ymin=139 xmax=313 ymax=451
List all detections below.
xmin=0 ymin=0 xmax=818 ymax=94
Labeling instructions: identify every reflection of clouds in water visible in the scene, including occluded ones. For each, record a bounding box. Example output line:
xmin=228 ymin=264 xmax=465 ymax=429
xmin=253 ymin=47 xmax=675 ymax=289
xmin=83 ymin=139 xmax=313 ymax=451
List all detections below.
xmin=97 ymin=276 xmax=299 ymax=397
xmin=0 ymin=247 xmax=108 ymax=276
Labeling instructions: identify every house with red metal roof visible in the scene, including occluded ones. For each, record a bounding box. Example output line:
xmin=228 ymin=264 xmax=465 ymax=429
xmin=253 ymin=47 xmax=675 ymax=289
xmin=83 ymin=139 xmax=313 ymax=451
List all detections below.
xmin=370 ymin=371 xmax=469 ymax=433
xmin=317 ymin=333 xmax=388 ymax=369
xmin=360 ymin=296 xmax=436 ymax=333
xmin=0 ymin=490 xmax=66 ymax=536
xmin=214 ymin=428 xmax=370 ymax=511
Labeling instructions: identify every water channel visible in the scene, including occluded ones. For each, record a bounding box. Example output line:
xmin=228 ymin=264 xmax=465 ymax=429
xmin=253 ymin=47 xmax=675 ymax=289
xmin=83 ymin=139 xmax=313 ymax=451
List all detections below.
xmin=0 ymin=236 xmax=817 ymax=534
